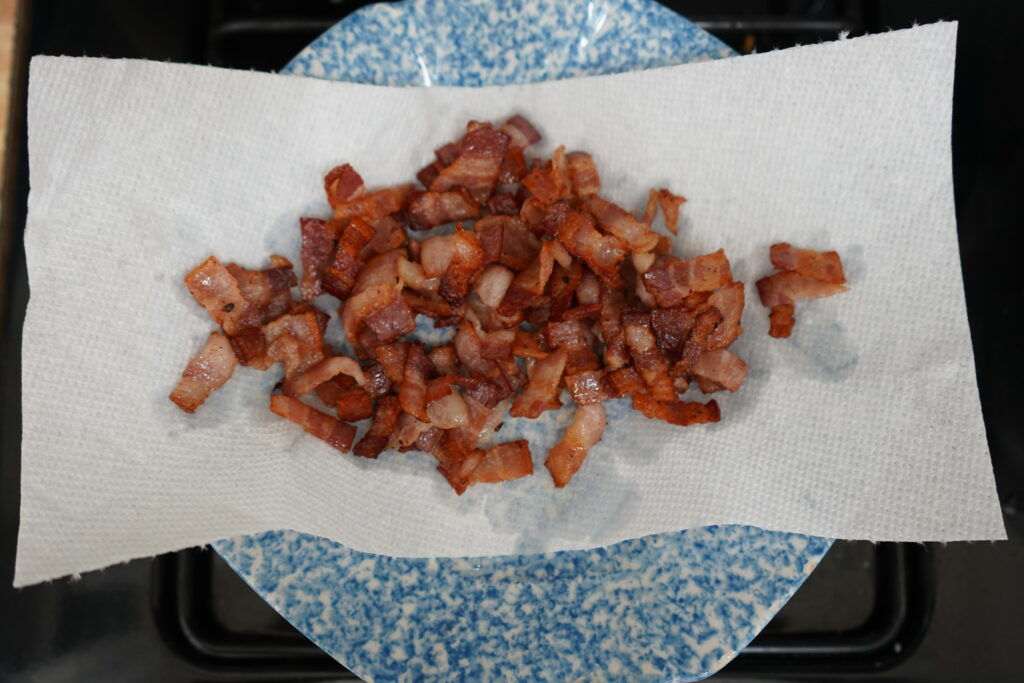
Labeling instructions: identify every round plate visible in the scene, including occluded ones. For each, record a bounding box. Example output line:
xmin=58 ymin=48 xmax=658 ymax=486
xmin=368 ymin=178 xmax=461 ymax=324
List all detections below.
xmin=214 ymin=1 xmax=833 ymax=680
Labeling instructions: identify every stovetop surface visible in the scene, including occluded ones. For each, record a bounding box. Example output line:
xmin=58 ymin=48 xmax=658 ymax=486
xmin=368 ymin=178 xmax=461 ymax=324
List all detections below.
xmin=2 ymin=2 xmax=1022 ymax=681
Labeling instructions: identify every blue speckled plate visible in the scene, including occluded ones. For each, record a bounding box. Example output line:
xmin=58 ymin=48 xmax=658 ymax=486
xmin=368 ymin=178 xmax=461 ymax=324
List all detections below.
xmin=213 ymin=1 xmax=833 ymax=680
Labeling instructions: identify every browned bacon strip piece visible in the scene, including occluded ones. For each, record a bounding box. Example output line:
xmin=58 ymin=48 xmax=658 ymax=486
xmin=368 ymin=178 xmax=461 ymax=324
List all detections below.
xmin=299 ymin=217 xmax=339 ymax=300
xmin=282 ymin=355 xmax=365 ymax=397
xmin=470 ymin=440 xmax=534 ymax=485
xmin=756 ymin=271 xmax=849 ymax=307
xmin=769 ymin=303 xmax=796 ymax=338
xmin=169 ymin=332 xmax=237 ymax=413
xmin=585 ymin=195 xmax=659 ymax=252
xmin=641 ymin=250 xmax=733 ymax=308
xmin=332 ymin=185 xmax=413 ymax=224
xmin=269 ymin=394 xmax=356 ymax=452
xmin=566 ymin=152 xmax=600 ymax=198
xmin=399 ymin=343 xmax=432 ymax=422
xmin=545 ymin=403 xmax=606 ymax=488
xmin=565 ymin=370 xmax=611 ymax=405
xmin=656 ymin=188 xmax=686 ymax=235
xmin=621 ymin=311 xmax=676 ymax=401
xmin=406 ymin=188 xmax=480 ymax=231
xmin=770 ymin=243 xmax=846 ymax=284
xmin=510 ymin=348 xmax=567 ymax=419
xmin=353 ymin=395 xmax=401 ymax=458
xmin=336 ymin=388 xmax=374 ymax=421
xmin=322 ymin=217 xmax=375 ymax=299
xmin=439 ymin=228 xmax=487 ymax=306
xmin=430 ymin=124 xmax=509 ymax=203
xmin=324 ymin=163 xmax=365 ymax=210
xmin=183 ymin=256 xmax=260 ymax=336
xmin=632 ymin=394 xmax=721 ymax=426
xmin=691 ymin=349 xmax=748 ymax=393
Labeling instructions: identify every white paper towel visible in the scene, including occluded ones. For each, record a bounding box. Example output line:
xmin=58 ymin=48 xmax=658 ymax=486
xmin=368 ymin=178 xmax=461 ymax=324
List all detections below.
xmin=17 ymin=22 xmax=1005 ymax=588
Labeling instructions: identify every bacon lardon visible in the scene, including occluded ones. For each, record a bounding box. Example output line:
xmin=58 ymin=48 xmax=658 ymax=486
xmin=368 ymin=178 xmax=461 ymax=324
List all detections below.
xmin=169 ymin=332 xmax=237 ymax=413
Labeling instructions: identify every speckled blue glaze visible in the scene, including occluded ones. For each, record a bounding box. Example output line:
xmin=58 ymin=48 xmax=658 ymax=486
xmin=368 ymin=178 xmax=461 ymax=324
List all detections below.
xmin=213 ymin=2 xmax=833 ymax=680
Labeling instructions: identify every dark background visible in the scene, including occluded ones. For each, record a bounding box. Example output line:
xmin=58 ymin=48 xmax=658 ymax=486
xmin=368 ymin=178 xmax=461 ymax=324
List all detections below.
xmin=1 ymin=1 xmax=1022 ymax=681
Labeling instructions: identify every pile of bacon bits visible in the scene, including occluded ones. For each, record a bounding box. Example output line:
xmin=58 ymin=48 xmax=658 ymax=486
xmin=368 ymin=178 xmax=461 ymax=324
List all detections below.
xmin=756 ymin=243 xmax=848 ymax=337
xmin=170 ymin=115 xmax=844 ymax=494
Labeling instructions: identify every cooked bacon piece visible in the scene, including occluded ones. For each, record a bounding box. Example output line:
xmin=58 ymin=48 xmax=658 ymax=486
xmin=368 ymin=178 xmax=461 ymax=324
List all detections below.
xmin=641 ymin=250 xmax=733 ymax=308
xmin=282 ymin=355 xmax=366 ymax=397
xmin=340 ymin=248 xmax=404 ymax=350
xmin=332 ymin=184 xmax=413 ymax=224
xmin=474 ymin=263 xmax=514 ymax=308
xmin=671 ymin=304 xmax=724 ymax=376
xmin=499 ymin=114 xmax=541 ymax=149
xmin=544 ymin=320 xmax=598 ymax=374
xmin=607 ymin=365 xmax=644 ymax=398
xmin=755 ymin=271 xmax=849 ymax=307
xmin=419 ymin=234 xmax=455 ymax=278
xmin=374 ymin=342 xmax=408 ymax=383
xmin=363 ymin=297 xmax=416 ymax=344
xmin=546 ymin=260 xmax=583 ymax=322
xmin=398 ymin=344 xmax=432 ymax=422
xmin=336 ymin=388 xmax=374 ymax=421
xmin=314 ymin=374 xmax=356 ymax=406
xmin=414 ymin=426 xmax=446 ymax=456
xmin=262 ymin=311 xmax=324 ymax=377
xmin=769 ymin=303 xmax=796 ymax=338
xmin=228 ymin=327 xmax=268 ymax=368
xmin=512 ymin=330 xmax=548 ymax=359
xmin=363 ymin=363 xmax=392 ymax=398
xmin=353 ymin=394 xmax=401 ymax=458
xmin=430 ymin=124 xmax=509 ymax=203
xmin=510 ymin=348 xmax=567 ymax=418
xmin=169 ymin=332 xmax=237 ymax=413
xmin=632 ymin=394 xmax=720 ymax=426
xmin=416 ymin=160 xmax=443 ymax=189
xmin=576 ymin=271 xmax=601 ymax=305
xmin=435 ymin=141 xmax=460 ymax=166
xmin=565 ymin=370 xmax=611 ymax=405
xmin=324 ymin=163 xmax=365 ymax=210
xmin=488 ymin=193 xmax=520 ymax=216
xmin=269 ymin=394 xmax=356 ymax=452
xmin=545 ymin=403 xmax=606 ymax=488
xmin=770 ymin=243 xmax=846 ymax=284
xmin=650 ymin=307 xmax=692 ymax=352
xmin=426 ymin=391 xmax=469 ymax=429
xmin=428 ymin=344 xmax=459 ymax=375
xmin=498 ymin=146 xmax=528 ymax=184
xmin=299 ymin=217 xmax=339 ymax=300
xmin=706 ymin=282 xmax=745 ymax=350
xmin=453 ymin=321 xmax=503 ymax=381
xmin=599 ymin=287 xmax=629 ymax=371
xmin=522 ymin=145 xmax=571 ymax=204
xmin=586 ymin=195 xmax=659 ymax=252
xmin=566 ymin=151 xmax=600 ymax=198
xmin=640 ymin=189 xmax=658 ymax=226
xmin=434 ymin=436 xmax=485 ymax=495
xmin=396 ymin=257 xmax=439 ymax=294
xmin=656 ymin=188 xmax=686 ymax=235
xmin=551 ymin=206 xmax=626 ymax=286
xmin=368 ymin=214 xmax=408 ymax=254
xmin=183 ymin=256 xmax=260 ymax=336
xmin=439 ymin=228 xmax=486 ymax=306
xmin=479 ymin=215 xmax=541 ymax=271
xmin=562 ymin=302 xmax=603 ymax=321
xmin=402 ymin=290 xmax=460 ymax=323
xmin=477 ymin=327 xmax=515 ymax=360
xmin=471 ymin=440 xmax=533 ymax=485
xmin=691 ymin=349 xmax=748 ymax=393
xmin=406 ymin=188 xmax=481 ymax=231
xmin=519 ymin=196 xmax=548 ymax=234
xmin=390 ymin=411 xmax=434 ymax=451
xmin=498 ymin=241 xmax=558 ymax=316
xmin=322 ymin=217 xmax=375 ymax=299
xmin=622 ymin=310 xmax=676 ymax=401
xmin=226 ymin=259 xmax=296 ymax=322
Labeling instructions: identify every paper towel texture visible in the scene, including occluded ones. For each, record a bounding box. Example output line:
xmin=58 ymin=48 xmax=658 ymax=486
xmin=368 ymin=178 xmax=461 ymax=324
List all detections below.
xmin=17 ymin=22 xmax=1004 ymax=587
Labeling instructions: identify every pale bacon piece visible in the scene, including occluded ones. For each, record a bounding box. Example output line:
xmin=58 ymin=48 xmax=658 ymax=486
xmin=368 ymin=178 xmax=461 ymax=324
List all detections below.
xmin=399 ymin=344 xmax=432 ymax=423
xmin=332 ymin=184 xmax=413 ymax=224
xmin=226 ymin=258 xmax=296 ymax=323
xmin=324 ymin=163 xmax=365 ymax=210
xmin=262 ymin=311 xmax=324 ymax=377
xmin=770 ymin=243 xmax=846 ymax=284
xmin=499 ymin=114 xmax=541 ymax=149
xmin=475 ymin=264 xmax=515 ymax=308
xmin=632 ymin=394 xmax=721 ymax=426
xmin=545 ymin=403 xmax=606 ymax=488
xmin=510 ymin=348 xmax=567 ymax=419
xmin=419 ymin=234 xmax=455 ymax=278
xmin=566 ymin=152 xmax=600 ymax=198
xmin=269 ymin=394 xmax=356 ymax=453
xmin=169 ymin=332 xmax=237 ymax=413
xmin=585 ymin=195 xmax=660 ymax=253
xmin=429 ymin=345 xmax=459 ymax=375
xmin=565 ymin=370 xmax=611 ymax=405
xmin=184 ymin=256 xmax=260 ymax=336
xmin=470 ymin=440 xmax=533 ymax=485
xmin=353 ymin=395 xmax=401 ymax=458
xmin=322 ymin=217 xmax=375 ymax=299
xmin=430 ymin=124 xmax=510 ymax=203
xmin=299 ymin=217 xmax=339 ymax=300
xmin=521 ymin=145 xmax=572 ymax=204
xmin=656 ymin=188 xmax=686 ymax=235
xmin=281 ymin=355 xmax=366 ymax=397
xmin=641 ymin=249 xmax=733 ymax=308
xmin=622 ymin=310 xmax=677 ymax=401
xmin=576 ymin=271 xmax=601 ymax=305
xmin=769 ymin=303 xmax=795 ymax=338
xmin=706 ymin=281 xmax=745 ymax=350
xmin=755 ymin=271 xmax=849 ymax=307
xmin=336 ymin=388 xmax=374 ymax=421
xmin=406 ymin=188 xmax=480 ymax=231
xmin=439 ymin=228 xmax=486 ymax=306
xmin=390 ymin=411 xmax=434 ymax=451
xmin=691 ymin=349 xmax=748 ymax=393
xmin=396 ymin=257 xmax=439 ymax=295
xmin=426 ymin=391 xmax=470 ymax=429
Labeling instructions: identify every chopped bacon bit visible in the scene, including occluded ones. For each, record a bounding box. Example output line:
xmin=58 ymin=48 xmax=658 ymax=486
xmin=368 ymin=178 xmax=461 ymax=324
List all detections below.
xmin=565 ymin=370 xmax=611 ymax=405
xmin=407 ymin=188 xmax=480 ymax=231
xmin=544 ymin=320 xmax=598 ymax=375
xmin=430 ymin=124 xmax=509 ymax=203
xmin=484 ymin=215 xmax=541 ymax=271
xmin=632 ymin=394 xmax=721 ymax=426
xmin=498 ymin=145 xmax=528 ymax=184
xmin=363 ymin=363 xmax=392 ymax=398
xmin=641 ymin=249 xmax=733 ymax=308
xmin=510 ymin=348 xmax=567 ymax=418
xmin=332 ymin=184 xmax=412 ymax=225
xmin=397 ymin=257 xmax=439 ymax=294
xmin=519 ymin=196 xmax=548 ymax=234
xmin=322 ymin=217 xmax=375 ymax=299
xmin=299 ymin=217 xmax=339 ymax=300
xmin=500 ymin=114 xmax=541 ymax=149
xmin=487 ymin=192 xmax=520 ymax=216
xmin=428 ymin=345 xmax=459 ymax=375
xmin=228 ymin=327 xmax=268 ymax=368
xmin=399 ymin=344 xmax=432 ymax=422
xmin=552 ymin=206 xmax=626 ymax=286
xmin=475 ymin=264 xmax=515 ymax=308
xmin=586 ymin=195 xmax=660 ymax=252
xmin=435 ymin=141 xmax=460 ymax=166
xmin=184 ymin=256 xmax=260 ymax=336
xmin=523 ymin=145 xmax=572 ymax=205
xmin=607 ymin=366 xmax=644 ymax=398
xmin=622 ymin=310 xmax=677 ymax=401
xmin=497 ymin=241 xmax=557 ymax=316
xmin=454 ymin=320 xmax=503 ymax=383
xmin=419 ymin=234 xmax=455 ymax=278
xmin=340 ymin=248 xmax=404 ymax=351
xmin=640 ymin=189 xmax=659 ymax=226
xmin=169 ymin=332 xmax=237 ymax=413
xmin=416 ymin=160 xmax=443 ymax=189
xmin=706 ymin=281 xmax=745 ymax=350
xmin=650 ymin=307 xmax=692 ymax=353
xmin=566 ymin=151 xmax=601 ymax=198
xmin=545 ymin=403 xmax=606 ymax=488
xmin=547 ymin=259 xmax=583 ymax=321
xmin=373 ymin=342 xmax=408 ymax=384
xmin=224 ymin=259 xmax=296 ymax=324
xmin=562 ymin=302 xmax=603 ymax=321
xmin=656 ymin=188 xmax=686 ymax=235
xmin=756 ymin=270 xmax=849 ymax=307
xmin=470 ymin=440 xmax=533 ymax=485
xmin=282 ymin=355 xmax=366 ymax=397
xmin=769 ymin=303 xmax=796 ymax=338
xmin=363 ymin=297 xmax=416 ymax=344
xmin=314 ymin=374 xmax=356 ymax=406
xmin=353 ymin=394 xmax=401 ymax=458
xmin=368 ymin=214 xmax=408 ymax=254
xmin=414 ymin=426 xmax=446 ymax=456
xmin=269 ymin=394 xmax=356 ymax=452
xmin=324 ymin=163 xmax=365 ymax=210
xmin=691 ymin=349 xmax=748 ymax=393
xmin=336 ymin=388 xmax=374 ymax=421
xmin=391 ymin=411 xmax=434 ymax=451
xmin=262 ymin=311 xmax=324 ymax=377
xmin=403 ymin=290 xmax=461 ymax=322
xmin=512 ymin=329 xmax=548 ymax=359
xmin=426 ymin=391 xmax=470 ymax=429
xmin=439 ymin=228 xmax=487 ymax=306
xmin=770 ymin=243 xmax=846 ymax=284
